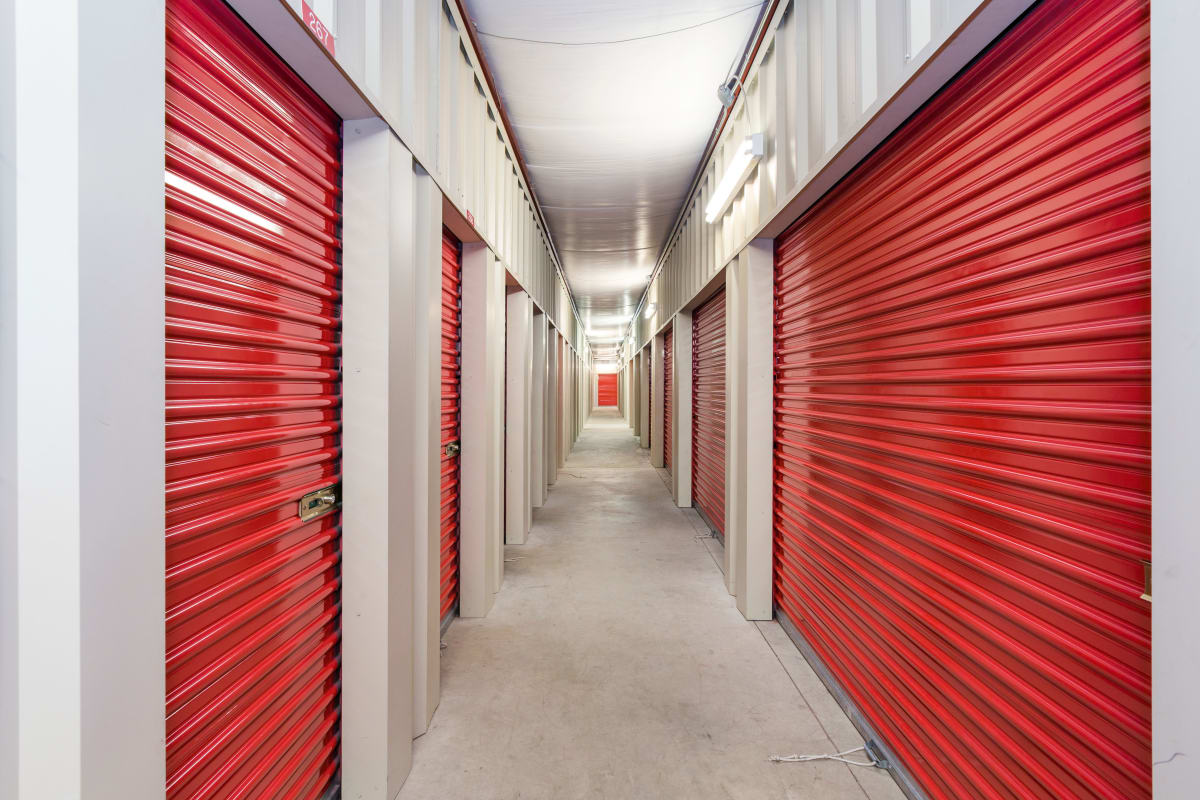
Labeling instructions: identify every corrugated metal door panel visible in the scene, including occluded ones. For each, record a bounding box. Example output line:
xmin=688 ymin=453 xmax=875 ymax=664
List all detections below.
xmin=663 ymin=326 xmax=673 ymax=473
xmin=165 ymin=1 xmax=342 ymax=798
xmin=692 ymin=288 xmax=726 ymax=538
xmin=597 ymin=373 xmax=618 ymax=406
xmin=440 ymin=231 xmax=462 ymax=624
xmin=771 ymin=1 xmax=1150 ymax=798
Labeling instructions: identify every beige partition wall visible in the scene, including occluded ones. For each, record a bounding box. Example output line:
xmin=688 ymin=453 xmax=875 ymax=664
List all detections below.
xmin=725 ymin=241 xmax=774 ymax=620
xmin=546 ymin=326 xmax=559 ymax=487
xmin=342 ymin=121 xmax=451 ymax=793
xmin=559 ymin=334 xmax=570 ymax=469
xmin=411 ymin=162 xmax=445 ymax=736
xmin=506 ymin=290 xmax=533 ymax=545
xmin=639 ymin=347 xmax=651 ymax=448
xmin=460 ymin=244 xmax=506 ymax=618
xmin=669 ymin=311 xmax=693 ymax=508
xmin=531 ymin=311 xmax=547 ymax=508
xmin=650 ymin=333 xmax=665 ymax=468
xmin=623 ymin=0 xmax=1037 ymax=352
xmin=2 ymin=4 xmax=166 ymax=796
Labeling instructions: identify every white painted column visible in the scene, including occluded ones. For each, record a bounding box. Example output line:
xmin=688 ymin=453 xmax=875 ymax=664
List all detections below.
xmin=531 ymin=310 xmax=546 ymax=508
xmin=523 ymin=308 xmax=535 ymax=526
xmin=727 ymin=241 xmax=775 ymax=620
xmin=3 ymin=3 xmax=165 ymax=797
xmin=1153 ymin=3 xmax=1200 ymax=793
xmin=639 ymin=347 xmax=651 ymax=448
xmin=1 ymin=9 xmax=14 ymax=791
xmin=632 ymin=358 xmax=638 ymax=430
xmin=506 ymin=290 xmax=533 ymax=544
xmin=546 ymin=326 xmax=559 ymax=487
xmin=627 ymin=358 xmax=637 ymax=433
xmin=460 ymin=244 xmax=505 ymax=617
xmin=650 ymin=334 xmax=666 ymax=468
xmin=632 ymin=353 xmax=639 ymax=438
xmin=559 ymin=337 xmax=571 ymax=468
xmin=341 ymin=120 xmax=420 ymax=795
xmin=631 ymin=358 xmax=639 ymax=433
xmin=411 ymin=165 xmax=444 ymax=735
xmin=726 ymin=258 xmax=744 ymax=600
xmin=672 ymin=311 xmax=694 ymax=508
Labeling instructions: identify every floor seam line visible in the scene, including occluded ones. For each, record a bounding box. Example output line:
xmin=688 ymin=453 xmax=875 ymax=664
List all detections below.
xmin=754 ymin=621 xmax=875 ymax=798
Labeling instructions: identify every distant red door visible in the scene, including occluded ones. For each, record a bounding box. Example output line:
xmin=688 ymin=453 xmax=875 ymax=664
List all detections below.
xmin=691 ymin=289 xmax=726 ymax=538
xmin=440 ymin=230 xmax=462 ymax=624
xmin=165 ymin=0 xmax=342 ymax=796
xmin=597 ymin=373 xmax=618 ymax=406
xmin=772 ymin=1 xmax=1150 ymax=798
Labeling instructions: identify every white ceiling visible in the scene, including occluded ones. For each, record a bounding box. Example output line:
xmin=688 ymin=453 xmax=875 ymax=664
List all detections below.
xmin=463 ymin=1 xmax=763 ymax=343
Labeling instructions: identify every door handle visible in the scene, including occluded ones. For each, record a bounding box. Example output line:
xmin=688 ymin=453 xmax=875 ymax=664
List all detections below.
xmin=445 ymin=441 xmax=461 ymax=457
xmin=298 ymin=485 xmax=340 ymax=521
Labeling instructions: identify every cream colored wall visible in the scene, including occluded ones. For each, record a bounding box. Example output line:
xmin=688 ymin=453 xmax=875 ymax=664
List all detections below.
xmin=506 ymin=290 xmax=533 ymax=545
xmin=281 ymin=0 xmax=588 ymax=354
xmin=461 ymin=244 xmax=506 ymax=618
xmin=627 ymin=0 xmax=1037 ymax=349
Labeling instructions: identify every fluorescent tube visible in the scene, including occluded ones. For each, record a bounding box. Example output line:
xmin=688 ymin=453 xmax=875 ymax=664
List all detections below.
xmin=704 ymin=133 xmax=763 ymax=224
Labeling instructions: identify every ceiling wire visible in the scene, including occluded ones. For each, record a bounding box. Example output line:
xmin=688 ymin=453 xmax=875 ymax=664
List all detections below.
xmin=476 ymin=2 xmax=766 ymax=47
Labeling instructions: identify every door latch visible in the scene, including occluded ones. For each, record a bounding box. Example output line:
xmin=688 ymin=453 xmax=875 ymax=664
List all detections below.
xmin=445 ymin=441 xmax=461 ymax=457
xmin=298 ymin=484 xmax=340 ymax=522
xmin=1141 ymin=560 xmax=1151 ymax=602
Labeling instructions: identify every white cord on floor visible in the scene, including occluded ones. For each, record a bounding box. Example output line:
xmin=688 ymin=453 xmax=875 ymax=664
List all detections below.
xmin=769 ymin=746 xmax=879 ymax=767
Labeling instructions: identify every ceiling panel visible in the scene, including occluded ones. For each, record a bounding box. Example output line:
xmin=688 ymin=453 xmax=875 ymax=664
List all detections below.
xmin=463 ymin=0 xmax=762 ymax=337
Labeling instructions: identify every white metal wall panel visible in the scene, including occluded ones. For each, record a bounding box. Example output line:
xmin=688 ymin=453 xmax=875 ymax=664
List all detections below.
xmin=626 ymin=0 xmax=1027 ymax=351
xmin=289 ymin=0 xmax=585 ymax=351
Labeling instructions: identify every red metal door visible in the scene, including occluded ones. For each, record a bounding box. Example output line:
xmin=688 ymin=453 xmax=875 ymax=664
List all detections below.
xmin=440 ymin=230 xmax=463 ymax=625
xmin=597 ymin=373 xmax=618 ymax=406
xmin=772 ymin=1 xmax=1149 ymax=798
xmin=663 ymin=326 xmax=673 ymax=473
xmin=165 ymin=0 xmax=342 ymax=797
xmin=692 ymin=289 xmax=726 ymax=538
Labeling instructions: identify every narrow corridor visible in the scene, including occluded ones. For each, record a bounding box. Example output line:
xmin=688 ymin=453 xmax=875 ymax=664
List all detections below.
xmin=398 ymin=409 xmax=903 ymax=800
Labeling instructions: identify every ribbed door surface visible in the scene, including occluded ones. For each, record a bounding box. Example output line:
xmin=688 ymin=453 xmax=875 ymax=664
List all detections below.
xmin=663 ymin=326 xmax=673 ymax=473
xmin=691 ymin=289 xmax=726 ymax=538
xmin=597 ymin=373 xmax=618 ymax=407
xmin=440 ymin=231 xmax=463 ymax=624
xmin=772 ymin=1 xmax=1150 ymax=798
xmin=165 ymin=0 xmax=342 ymax=797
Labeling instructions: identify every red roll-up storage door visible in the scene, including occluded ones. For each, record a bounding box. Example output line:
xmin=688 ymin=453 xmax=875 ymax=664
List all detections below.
xmin=165 ymin=0 xmax=342 ymax=797
xmin=663 ymin=325 xmax=673 ymax=473
xmin=441 ymin=230 xmax=463 ymax=625
xmin=597 ymin=373 xmax=618 ymax=407
xmin=772 ymin=2 xmax=1150 ymax=798
xmin=692 ymin=289 xmax=726 ymax=538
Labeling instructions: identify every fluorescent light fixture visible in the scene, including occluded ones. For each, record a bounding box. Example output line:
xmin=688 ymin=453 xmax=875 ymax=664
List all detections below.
xmin=643 ymin=302 xmax=657 ymax=319
xmin=704 ymin=133 xmax=763 ymax=224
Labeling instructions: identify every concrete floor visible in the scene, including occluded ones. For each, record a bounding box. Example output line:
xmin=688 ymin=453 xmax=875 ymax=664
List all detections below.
xmin=398 ymin=409 xmax=905 ymax=800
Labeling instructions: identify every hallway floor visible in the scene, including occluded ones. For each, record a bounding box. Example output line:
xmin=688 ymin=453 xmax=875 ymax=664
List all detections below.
xmin=398 ymin=409 xmax=904 ymax=800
